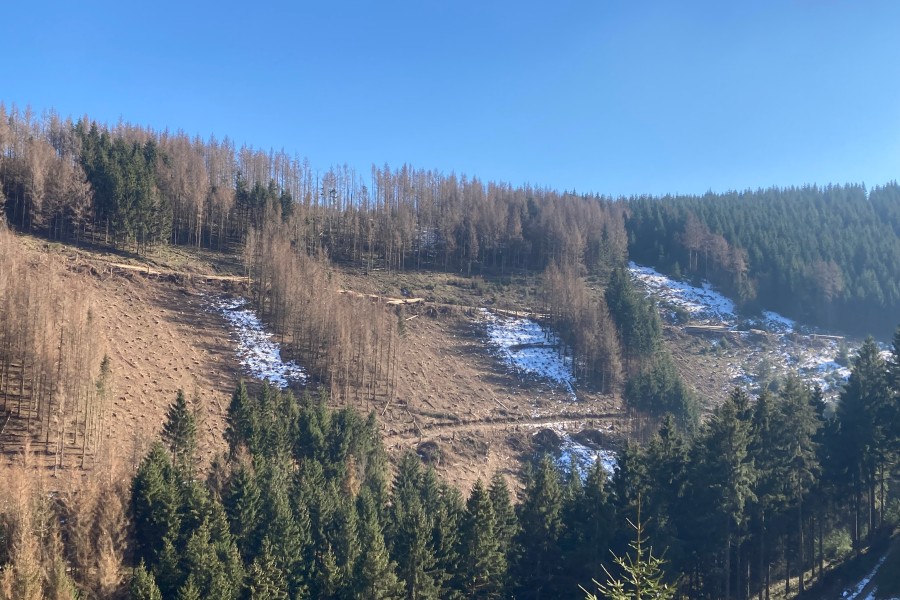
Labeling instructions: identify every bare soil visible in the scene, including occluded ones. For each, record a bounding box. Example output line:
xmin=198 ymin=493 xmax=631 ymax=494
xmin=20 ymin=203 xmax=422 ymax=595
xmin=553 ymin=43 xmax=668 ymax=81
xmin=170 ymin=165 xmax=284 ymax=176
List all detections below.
xmin=6 ymin=237 xmax=627 ymax=493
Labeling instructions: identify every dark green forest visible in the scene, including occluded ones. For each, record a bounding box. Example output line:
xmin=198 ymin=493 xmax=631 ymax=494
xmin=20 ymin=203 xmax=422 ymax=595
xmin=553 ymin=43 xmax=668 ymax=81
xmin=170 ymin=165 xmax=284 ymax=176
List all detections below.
xmin=625 ymin=184 xmax=900 ymax=335
xmin=127 ymin=329 xmax=899 ymax=599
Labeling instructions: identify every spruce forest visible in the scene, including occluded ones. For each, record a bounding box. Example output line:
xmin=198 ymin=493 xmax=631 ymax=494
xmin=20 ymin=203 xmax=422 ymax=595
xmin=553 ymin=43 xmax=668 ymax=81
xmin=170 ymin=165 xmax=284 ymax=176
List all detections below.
xmin=0 ymin=104 xmax=899 ymax=600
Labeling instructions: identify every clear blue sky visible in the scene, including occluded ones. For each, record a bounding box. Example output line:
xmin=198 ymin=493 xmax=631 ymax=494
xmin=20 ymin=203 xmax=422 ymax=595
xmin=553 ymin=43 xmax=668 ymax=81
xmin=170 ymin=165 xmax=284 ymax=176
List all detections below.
xmin=3 ymin=1 xmax=899 ymax=196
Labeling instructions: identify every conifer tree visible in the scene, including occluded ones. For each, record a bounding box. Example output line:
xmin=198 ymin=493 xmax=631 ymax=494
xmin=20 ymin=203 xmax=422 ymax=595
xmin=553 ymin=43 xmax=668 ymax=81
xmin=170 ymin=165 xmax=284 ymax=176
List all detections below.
xmin=354 ymin=491 xmax=403 ymax=600
xmin=515 ymin=456 xmax=565 ymax=600
xmin=459 ymin=480 xmax=506 ymax=599
xmin=132 ymin=442 xmax=182 ymax=568
xmin=162 ymin=389 xmax=197 ymax=471
xmin=775 ymin=376 xmax=820 ymax=592
xmin=248 ymin=538 xmax=291 ymax=600
xmin=225 ymin=381 xmax=255 ymax=454
xmin=176 ymin=577 xmax=202 ymax=600
xmin=583 ymin=500 xmax=674 ymax=600
xmin=488 ymin=472 xmax=519 ymax=563
xmin=223 ymin=457 xmax=262 ymax=562
xmin=697 ymin=388 xmax=756 ymax=600
xmin=131 ymin=561 xmax=163 ymax=600
xmin=836 ymin=337 xmax=891 ymax=544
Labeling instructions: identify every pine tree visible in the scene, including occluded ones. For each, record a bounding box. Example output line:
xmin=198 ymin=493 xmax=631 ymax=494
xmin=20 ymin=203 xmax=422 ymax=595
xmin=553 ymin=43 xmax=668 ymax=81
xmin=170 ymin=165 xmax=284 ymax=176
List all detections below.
xmin=459 ymin=480 xmax=506 ymax=598
xmin=354 ymin=491 xmax=403 ymax=600
xmin=247 ymin=538 xmax=290 ymax=600
xmin=162 ymin=389 xmax=197 ymax=472
xmin=583 ymin=500 xmax=674 ymax=600
xmin=130 ymin=561 xmax=163 ymax=600
xmin=515 ymin=456 xmax=565 ymax=600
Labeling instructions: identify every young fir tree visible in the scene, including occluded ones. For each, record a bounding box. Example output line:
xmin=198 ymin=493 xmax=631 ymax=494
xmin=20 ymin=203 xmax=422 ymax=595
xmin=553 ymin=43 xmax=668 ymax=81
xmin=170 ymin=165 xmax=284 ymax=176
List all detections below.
xmin=162 ymin=389 xmax=197 ymax=471
xmin=514 ymin=456 xmax=565 ymax=600
xmin=353 ymin=490 xmax=404 ymax=600
xmin=459 ymin=480 xmax=507 ymax=599
xmin=583 ymin=500 xmax=674 ymax=600
xmin=130 ymin=561 xmax=163 ymax=600
xmin=247 ymin=538 xmax=290 ymax=600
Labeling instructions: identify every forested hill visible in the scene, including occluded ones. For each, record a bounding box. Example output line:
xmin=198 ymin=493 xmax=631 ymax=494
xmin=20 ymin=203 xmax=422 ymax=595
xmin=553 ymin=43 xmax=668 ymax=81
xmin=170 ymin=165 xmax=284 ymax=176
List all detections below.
xmin=625 ymin=183 xmax=900 ymax=336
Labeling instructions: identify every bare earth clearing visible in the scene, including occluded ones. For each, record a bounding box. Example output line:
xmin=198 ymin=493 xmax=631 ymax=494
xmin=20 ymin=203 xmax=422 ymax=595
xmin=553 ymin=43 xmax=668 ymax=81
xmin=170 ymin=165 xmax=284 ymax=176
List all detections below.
xmin=3 ymin=237 xmax=624 ymax=492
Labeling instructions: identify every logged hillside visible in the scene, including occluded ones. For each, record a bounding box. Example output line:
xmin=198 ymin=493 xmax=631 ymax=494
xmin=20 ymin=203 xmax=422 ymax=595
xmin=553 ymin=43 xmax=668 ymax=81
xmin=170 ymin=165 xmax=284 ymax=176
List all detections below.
xmin=2 ymin=104 xmax=900 ymax=599
xmin=625 ymin=184 xmax=900 ymax=335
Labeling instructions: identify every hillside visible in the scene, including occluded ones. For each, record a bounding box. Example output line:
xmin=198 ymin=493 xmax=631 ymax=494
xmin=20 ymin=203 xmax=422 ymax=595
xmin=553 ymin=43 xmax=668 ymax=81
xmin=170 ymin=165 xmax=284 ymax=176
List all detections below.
xmin=0 ymin=231 xmax=624 ymax=492
xmin=1 ymin=108 xmax=899 ymax=599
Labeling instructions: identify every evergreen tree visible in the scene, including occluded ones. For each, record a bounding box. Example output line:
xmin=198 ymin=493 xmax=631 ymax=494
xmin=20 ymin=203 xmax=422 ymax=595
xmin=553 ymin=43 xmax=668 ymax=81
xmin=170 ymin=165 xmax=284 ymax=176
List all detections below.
xmin=582 ymin=501 xmax=674 ymax=600
xmin=162 ymin=389 xmax=197 ymax=471
xmin=696 ymin=389 xmax=756 ymax=599
xmin=514 ymin=456 xmax=565 ymax=600
xmin=774 ymin=376 xmax=821 ymax=592
xmin=354 ymin=491 xmax=404 ymax=600
xmin=459 ymin=480 xmax=506 ymax=598
xmin=177 ymin=577 xmax=202 ymax=600
xmin=223 ymin=456 xmax=262 ymax=562
xmin=488 ymin=472 xmax=519 ymax=563
xmin=836 ymin=337 xmax=892 ymax=545
xmin=131 ymin=561 xmax=164 ymax=600
xmin=132 ymin=442 xmax=182 ymax=568
xmin=225 ymin=381 xmax=255 ymax=454
xmin=247 ymin=538 xmax=291 ymax=600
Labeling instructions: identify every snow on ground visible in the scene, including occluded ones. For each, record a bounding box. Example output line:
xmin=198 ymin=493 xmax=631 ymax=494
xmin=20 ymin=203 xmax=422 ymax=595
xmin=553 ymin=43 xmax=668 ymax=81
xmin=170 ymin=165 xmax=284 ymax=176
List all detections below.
xmin=481 ymin=309 xmax=576 ymax=399
xmin=211 ymin=296 xmax=307 ymax=388
xmin=627 ymin=262 xmax=861 ymax=395
xmin=628 ymin=262 xmax=737 ymax=325
xmin=558 ymin=434 xmax=618 ymax=479
xmin=842 ymin=553 xmax=888 ymax=599
xmin=529 ymin=422 xmax=618 ymax=478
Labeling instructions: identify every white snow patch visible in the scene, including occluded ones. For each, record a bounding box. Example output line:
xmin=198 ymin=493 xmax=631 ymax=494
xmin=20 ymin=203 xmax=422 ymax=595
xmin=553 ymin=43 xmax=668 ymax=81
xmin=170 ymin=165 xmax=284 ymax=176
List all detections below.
xmin=481 ymin=309 xmax=576 ymax=399
xmin=628 ymin=262 xmax=737 ymax=324
xmin=750 ymin=310 xmax=796 ymax=334
xmin=558 ymin=434 xmax=618 ymax=478
xmin=211 ymin=296 xmax=307 ymax=388
xmin=842 ymin=553 xmax=888 ymax=599
xmin=625 ymin=262 xmax=867 ymax=395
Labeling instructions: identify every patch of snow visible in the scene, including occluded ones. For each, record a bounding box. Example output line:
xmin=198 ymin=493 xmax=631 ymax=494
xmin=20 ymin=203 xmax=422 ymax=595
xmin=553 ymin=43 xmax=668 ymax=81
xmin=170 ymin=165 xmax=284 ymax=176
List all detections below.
xmin=211 ymin=296 xmax=307 ymax=388
xmin=628 ymin=262 xmax=737 ymax=324
xmin=481 ymin=309 xmax=576 ymax=399
xmin=842 ymin=553 xmax=887 ymax=599
xmin=554 ymin=433 xmax=617 ymax=478
xmin=626 ymin=262 xmax=871 ymax=396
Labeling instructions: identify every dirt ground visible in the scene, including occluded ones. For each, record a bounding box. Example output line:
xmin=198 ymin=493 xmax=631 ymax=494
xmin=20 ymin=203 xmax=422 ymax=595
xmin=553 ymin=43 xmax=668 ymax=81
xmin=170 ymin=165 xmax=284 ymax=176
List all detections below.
xmin=2 ymin=237 xmax=626 ymax=493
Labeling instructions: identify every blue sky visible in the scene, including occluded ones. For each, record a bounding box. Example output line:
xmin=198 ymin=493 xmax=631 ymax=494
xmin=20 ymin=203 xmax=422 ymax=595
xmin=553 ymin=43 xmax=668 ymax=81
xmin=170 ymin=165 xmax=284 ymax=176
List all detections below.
xmin=3 ymin=1 xmax=899 ymax=196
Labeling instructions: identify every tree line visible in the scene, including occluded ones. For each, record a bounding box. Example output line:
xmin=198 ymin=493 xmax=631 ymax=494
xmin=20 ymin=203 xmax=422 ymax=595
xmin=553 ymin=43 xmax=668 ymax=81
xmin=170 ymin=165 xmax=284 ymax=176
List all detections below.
xmin=0 ymin=104 xmax=627 ymax=278
xmin=625 ymin=184 xmax=900 ymax=335
xmin=0 ymin=222 xmax=111 ymax=466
